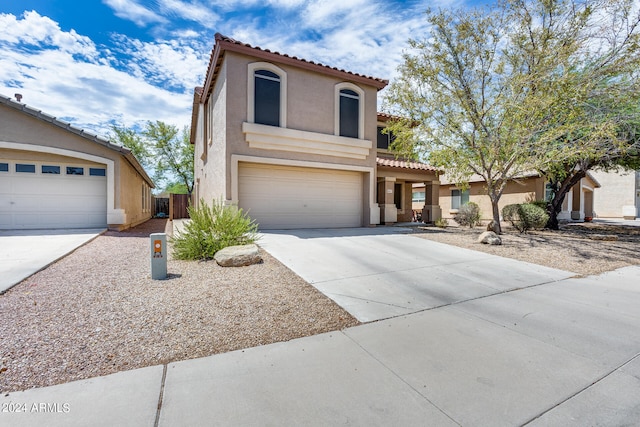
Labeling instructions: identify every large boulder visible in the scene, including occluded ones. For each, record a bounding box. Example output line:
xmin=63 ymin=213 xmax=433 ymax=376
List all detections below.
xmin=214 ymin=244 xmax=262 ymax=267
xmin=477 ymin=231 xmax=502 ymax=245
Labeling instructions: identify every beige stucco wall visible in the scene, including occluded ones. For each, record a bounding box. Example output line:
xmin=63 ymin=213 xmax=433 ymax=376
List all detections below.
xmin=0 ymin=103 xmax=152 ymax=229
xmin=222 ymin=52 xmax=378 ymax=172
xmin=438 ymin=177 xmax=544 ymax=220
xmin=195 ymin=51 xmax=382 ymax=225
xmin=194 ymin=60 xmax=228 ymax=206
xmin=117 ymin=158 xmax=152 ymax=229
xmin=590 ymin=170 xmax=637 ymax=218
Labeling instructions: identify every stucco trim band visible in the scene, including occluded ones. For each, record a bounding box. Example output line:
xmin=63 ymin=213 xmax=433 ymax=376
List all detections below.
xmin=242 ymin=122 xmax=372 ymax=160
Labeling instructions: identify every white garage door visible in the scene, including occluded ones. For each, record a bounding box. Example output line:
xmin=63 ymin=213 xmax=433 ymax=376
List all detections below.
xmin=0 ymin=160 xmax=107 ymax=230
xmin=238 ymin=163 xmax=363 ymax=229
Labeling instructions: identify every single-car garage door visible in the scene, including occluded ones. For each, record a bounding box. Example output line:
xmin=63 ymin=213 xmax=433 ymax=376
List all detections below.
xmin=238 ymin=163 xmax=363 ymax=229
xmin=0 ymin=160 xmax=107 ymax=229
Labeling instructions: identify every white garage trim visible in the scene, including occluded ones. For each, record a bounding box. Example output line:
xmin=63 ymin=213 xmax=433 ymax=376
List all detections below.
xmin=0 ymin=141 xmax=125 ymax=224
xmin=231 ymin=154 xmax=379 ymax=225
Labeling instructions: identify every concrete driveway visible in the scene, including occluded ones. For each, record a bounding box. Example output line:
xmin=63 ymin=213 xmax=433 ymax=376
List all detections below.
xmin=0 ymin=228 xmax=105 ymax=294
xmin=258 ymin=227 xmax=575 ymax=322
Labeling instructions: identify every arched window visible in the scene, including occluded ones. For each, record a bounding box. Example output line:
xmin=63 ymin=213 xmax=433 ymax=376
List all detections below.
xmin=248 ymin=62 xmax=287 ymax=127
xmin=334 ymin=83 xmax=364 ymax=138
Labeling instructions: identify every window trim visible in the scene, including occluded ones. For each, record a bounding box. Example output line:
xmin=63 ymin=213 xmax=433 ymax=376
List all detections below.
xmin=334 ymin=82 xmax=364 ymax=139
xmin=247 ymin=62 xmax=287 ymax=128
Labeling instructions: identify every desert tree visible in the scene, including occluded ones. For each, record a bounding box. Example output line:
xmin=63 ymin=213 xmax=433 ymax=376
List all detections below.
xmin=384 ymin=0 xmax=640 ymax=232
xmin=110 ymin=121 xmax=194 ymax=194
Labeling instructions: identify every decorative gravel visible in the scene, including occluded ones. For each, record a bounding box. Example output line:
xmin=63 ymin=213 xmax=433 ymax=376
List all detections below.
xmin=413 ymin=222 xmax=640 ymax=276
xmin=0 ymin=219 xmax=358 ymax=393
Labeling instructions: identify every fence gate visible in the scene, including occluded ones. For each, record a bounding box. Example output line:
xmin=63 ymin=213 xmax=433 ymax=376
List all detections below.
xmin=170 ymin=194 xmax=190 ymax=219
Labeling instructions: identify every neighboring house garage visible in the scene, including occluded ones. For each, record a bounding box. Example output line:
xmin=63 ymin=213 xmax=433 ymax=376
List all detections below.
xmin=0 ymin=94 xmax=154 ymax=231
xmin=238 ymin=162 xmax=363 ymax=229
xmin=1 ymin=159 xmax=107 ymax=229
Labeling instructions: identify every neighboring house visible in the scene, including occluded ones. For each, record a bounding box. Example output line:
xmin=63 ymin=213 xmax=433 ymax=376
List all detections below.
xmin=590 ymin=170 xmax=639 ymax=220
xmin=0 ymin=94 xmax=154 ymax=230
xmin=413 ymin=172 xmax=600 ymax=222
xmin=191 ymin=34 xmax=440 ymax=229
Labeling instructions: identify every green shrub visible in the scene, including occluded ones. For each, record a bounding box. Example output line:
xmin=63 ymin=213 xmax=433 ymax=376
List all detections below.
xmin=453 ymin=202 xmax=481 ymax=228
xmin=530 ymin=200 xmax=549 ymax=210
xmin=502 ymin=203 xmax=549 ymax=233
xmin=171 ymin=199 xmax=259 ymax=260
xmin=435 ymin=217 xmax=449 ymax=228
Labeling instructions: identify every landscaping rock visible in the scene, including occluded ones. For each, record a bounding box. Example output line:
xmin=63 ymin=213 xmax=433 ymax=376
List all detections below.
xmin=477 ymin=231 xmax=502 ymax=245
xmin=214 ymin=244 xmax=262 ymax=267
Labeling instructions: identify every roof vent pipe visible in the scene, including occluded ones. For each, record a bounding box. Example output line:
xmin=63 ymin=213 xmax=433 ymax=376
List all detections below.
xmin=15 ymin=93 xmax=23 ymax=102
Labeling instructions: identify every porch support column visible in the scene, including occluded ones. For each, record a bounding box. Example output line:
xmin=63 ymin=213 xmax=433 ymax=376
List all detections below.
xmin=571 ymin=181 xmax=582 ymax=220
xmin=380 ymin=177 xmax=397 ymax=224
xmin=422 ymin=181 xmax=441 ymax=223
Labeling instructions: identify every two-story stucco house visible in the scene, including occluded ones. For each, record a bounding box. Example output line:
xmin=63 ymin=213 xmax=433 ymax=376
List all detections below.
xmin=191 ymin=34 xmax=440 ymax=229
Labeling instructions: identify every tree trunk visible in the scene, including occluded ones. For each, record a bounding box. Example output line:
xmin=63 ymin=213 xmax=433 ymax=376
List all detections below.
xmin=545 ymin=170 xmax=586 ymax=230
xmin=490 ymin=197 xmax=502 ymax=234
xmin=546 ymin=197 xmax=564 ymax=230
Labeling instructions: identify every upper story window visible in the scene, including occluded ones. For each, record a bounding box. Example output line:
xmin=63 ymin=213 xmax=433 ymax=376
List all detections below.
xmin=247 ymin=62 xmax=287 ymax=128
xmin=339 ymin=89 xmax=359 ymax=138
xmin=334 ymin=83 xmax=364 ymax=139
xmin=377 ymin=126 xmax=396 ymax=150
xmin=254 ymin=70 xmax=280 ymax=126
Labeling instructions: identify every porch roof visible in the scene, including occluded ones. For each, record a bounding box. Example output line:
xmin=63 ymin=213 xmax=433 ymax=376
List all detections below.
xmin=376 ymin=156 xmax=441 ymax=173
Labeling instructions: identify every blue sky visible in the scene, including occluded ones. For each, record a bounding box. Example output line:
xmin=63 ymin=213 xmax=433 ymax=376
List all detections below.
xmin=0 ymin=0 xmax=487 ymax=137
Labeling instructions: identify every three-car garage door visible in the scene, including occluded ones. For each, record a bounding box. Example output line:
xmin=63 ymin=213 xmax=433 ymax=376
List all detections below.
xmin=0 ymin=160 xmax=107 ymax=230
xmin=238 ymin=163 xmax=363 ymax=229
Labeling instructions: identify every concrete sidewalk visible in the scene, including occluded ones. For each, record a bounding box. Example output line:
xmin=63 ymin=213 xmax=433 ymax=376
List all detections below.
xmin=0 ymin=228 xmax=105 ymax=294
xmin=2 ymin=265 xmax=639 ymax=426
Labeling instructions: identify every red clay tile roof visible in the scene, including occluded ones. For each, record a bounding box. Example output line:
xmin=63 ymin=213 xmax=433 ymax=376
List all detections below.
xmin=200 ymin=33 xmax=388 ymax=103
xmin=376 ymin=156 xmax=441 ymax=172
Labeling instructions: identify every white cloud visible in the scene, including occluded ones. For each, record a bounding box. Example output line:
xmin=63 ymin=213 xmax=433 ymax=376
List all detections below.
xmin=0 ymin=11 xmax=203 ymax=136
xmin=102 ymin=0 xmax=167 ymax=26
xmin=158 ymin=0 xmax=220 ymax=25
xmin=0 ymin=11 xmax=98 ymax=58
xmin=112 ymin=35 xmax=209 ymax=91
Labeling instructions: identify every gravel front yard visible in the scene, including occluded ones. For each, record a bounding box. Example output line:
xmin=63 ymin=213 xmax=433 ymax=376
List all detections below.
xmin=413 ymin=222 xmax=640 ymax=276
xmin=0 ymin=219 xmax=358 ymax=393
xmin=1 ymin=219 xmax=638 ymax=393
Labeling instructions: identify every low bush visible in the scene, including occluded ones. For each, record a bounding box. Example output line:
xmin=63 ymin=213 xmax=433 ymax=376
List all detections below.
xmin=171 ymin=199 xmax=259 ymax=260
xmin=453 ymin=202 xmax=481 ymax=228
xmin=435 ymin=217 xmax=449 ymax=228
xmin=502 ymin=203 xmax=549 ymax=233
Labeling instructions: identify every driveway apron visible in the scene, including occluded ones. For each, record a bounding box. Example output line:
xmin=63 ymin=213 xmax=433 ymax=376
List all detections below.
xmin=258 ymin=227 xmax=575 ymax=322
xmin=0 ymin=229 xmax=104 ymax=294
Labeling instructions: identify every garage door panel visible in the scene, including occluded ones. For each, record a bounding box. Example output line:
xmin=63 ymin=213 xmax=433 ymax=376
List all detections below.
xmin=238 ymin=163 xmax=363 ymax=229
xmin=0 ymin=160 xmax=107 ymax=230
